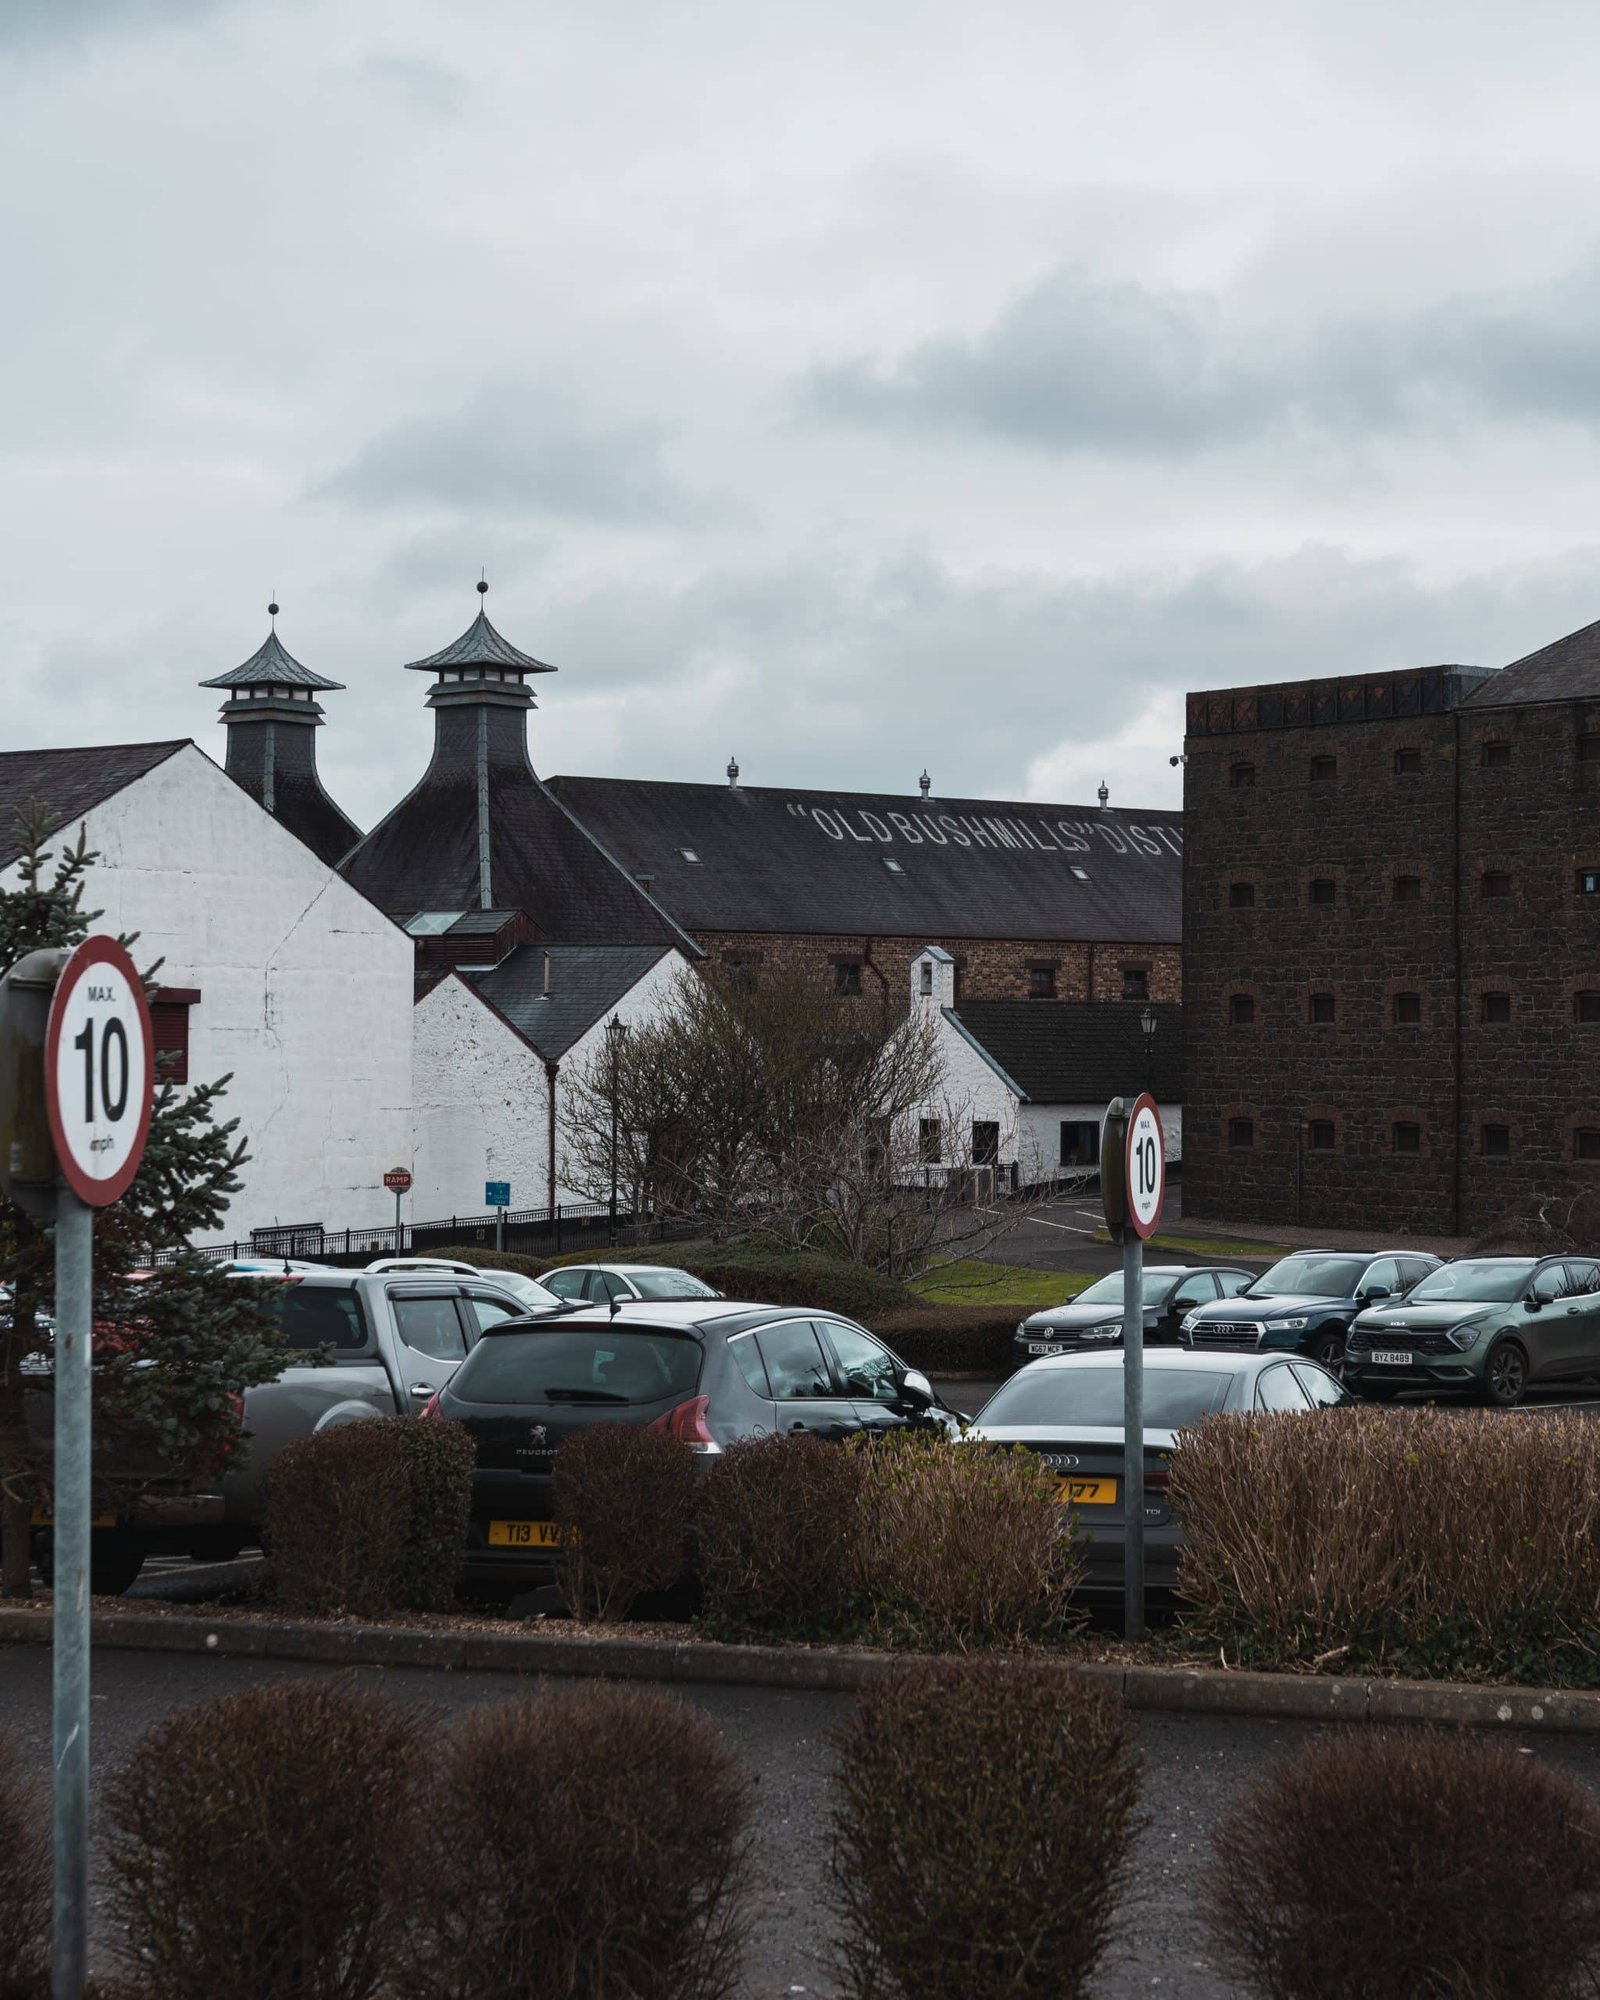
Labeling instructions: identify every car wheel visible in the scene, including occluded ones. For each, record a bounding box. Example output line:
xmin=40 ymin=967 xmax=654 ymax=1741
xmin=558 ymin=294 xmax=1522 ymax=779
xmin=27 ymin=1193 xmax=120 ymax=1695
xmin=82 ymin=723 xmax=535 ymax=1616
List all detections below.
xmin=1483 ymin=1341 xmax=1528 ymax=1409
xmin=1312 ymin=1328 xmax=1346 ymax=1370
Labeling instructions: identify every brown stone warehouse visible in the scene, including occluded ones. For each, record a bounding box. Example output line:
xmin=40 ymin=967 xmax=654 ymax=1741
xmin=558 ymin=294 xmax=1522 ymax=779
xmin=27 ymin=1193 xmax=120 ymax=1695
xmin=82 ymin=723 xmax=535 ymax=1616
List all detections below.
xmin=1182 ymin=613 xmax=1600 ymax=1234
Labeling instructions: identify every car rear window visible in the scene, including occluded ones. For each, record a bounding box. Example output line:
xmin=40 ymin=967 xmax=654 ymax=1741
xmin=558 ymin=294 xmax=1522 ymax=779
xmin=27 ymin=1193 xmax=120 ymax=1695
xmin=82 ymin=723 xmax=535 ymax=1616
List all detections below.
xmin=625 ymin=1270 xmax=718 ymax=1300
xmin=268 ymin=1284 xmax=371 ymax=1353
xmin=452 ymin=1327 xmax=703 ymax=1406
xmin=978 ymin=1368 xmax=1233 ymax=1429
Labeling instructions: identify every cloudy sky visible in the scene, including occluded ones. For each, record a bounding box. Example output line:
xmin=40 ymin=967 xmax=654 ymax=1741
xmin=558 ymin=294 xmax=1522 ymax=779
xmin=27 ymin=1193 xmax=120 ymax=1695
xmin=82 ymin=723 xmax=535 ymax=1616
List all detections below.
xmin=7 ymin=0 xmax=1600 ymax=828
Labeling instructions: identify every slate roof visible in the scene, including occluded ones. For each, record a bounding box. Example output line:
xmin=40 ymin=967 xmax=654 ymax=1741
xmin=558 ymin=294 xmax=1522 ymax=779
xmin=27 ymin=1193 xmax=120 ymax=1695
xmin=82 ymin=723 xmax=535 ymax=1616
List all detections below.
xmin=545 ymin=777 xmax=1183 ymax=943
xmin=945 ymin=999 xmax=1183 ymax=1104
xmin=201 ymin=630 xmax=343 ymax=692
xmin=1468 ymin=614 xmax=1600 ymax=709
xmin=260 ymin=766 xmax=363 ymax=870
xmin=460 ymin=943 xmax=676 ymax=1059
xmin=405 ymin=609 xmax=556 ymax=676
xmin=0 ymin=742 xmax=189 ymax=871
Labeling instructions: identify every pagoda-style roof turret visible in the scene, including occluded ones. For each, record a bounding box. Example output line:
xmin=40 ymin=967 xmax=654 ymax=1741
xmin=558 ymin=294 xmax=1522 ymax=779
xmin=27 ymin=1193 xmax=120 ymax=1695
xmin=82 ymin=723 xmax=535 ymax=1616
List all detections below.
xmin=202 ymin=626 xmax=344 ymax=693
xmin=405 ymin=583 xmax=556 ymax=677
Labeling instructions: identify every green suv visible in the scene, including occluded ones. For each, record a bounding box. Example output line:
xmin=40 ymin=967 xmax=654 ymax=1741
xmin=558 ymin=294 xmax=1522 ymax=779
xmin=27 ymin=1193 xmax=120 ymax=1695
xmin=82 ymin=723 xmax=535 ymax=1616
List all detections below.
xmin=1344 ymin=1255 xmax=1600 ymax=1407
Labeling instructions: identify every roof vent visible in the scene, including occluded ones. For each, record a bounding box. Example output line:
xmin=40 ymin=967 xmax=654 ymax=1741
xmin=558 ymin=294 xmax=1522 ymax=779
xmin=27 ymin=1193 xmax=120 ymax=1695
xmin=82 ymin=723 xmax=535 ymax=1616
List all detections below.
xmin=727 ymin=755 xmax=740 ymax=789
xmin=919 ymin=769 xmax=931 ymax=799
xmin=1097 ymin=779 xmax=1109 ymax=809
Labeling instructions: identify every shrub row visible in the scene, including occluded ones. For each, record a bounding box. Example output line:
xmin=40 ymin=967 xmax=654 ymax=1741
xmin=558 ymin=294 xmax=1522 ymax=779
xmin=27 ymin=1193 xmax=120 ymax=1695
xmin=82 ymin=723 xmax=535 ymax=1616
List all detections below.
xmin=264 ymin=1415 xmax=475 ymax=1618
xmin=526 ymin=1237 xmax=919 ymax=1317
xmin=864 ymin=1303 xmax=1020 ymax=1375
xmin=1171 ymin=1406 xmax=1600 ymax=1682
xmin=15 ymin=1670 xmax=1600 ymax=2000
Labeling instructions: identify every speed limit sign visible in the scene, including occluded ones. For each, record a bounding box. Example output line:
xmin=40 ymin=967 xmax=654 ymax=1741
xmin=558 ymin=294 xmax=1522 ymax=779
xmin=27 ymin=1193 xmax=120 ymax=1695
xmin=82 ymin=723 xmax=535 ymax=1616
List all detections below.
xmin=44 ymin=936 xmax=155 ymax=1206
xmin=1125 ymin=1091 xmax=1166 ymax=1240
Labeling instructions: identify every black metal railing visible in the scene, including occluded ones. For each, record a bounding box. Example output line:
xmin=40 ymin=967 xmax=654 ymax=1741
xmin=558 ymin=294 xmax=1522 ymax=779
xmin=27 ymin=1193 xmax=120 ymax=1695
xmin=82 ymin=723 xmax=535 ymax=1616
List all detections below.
xmin=154 ymin=1203 xmax=700 ymax=1269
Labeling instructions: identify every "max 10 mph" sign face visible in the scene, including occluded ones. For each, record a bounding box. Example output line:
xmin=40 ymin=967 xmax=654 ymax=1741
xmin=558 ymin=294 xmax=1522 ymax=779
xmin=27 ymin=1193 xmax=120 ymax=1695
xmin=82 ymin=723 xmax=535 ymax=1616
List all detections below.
xmin=45 ymin=937 xmax=155 ymax=1207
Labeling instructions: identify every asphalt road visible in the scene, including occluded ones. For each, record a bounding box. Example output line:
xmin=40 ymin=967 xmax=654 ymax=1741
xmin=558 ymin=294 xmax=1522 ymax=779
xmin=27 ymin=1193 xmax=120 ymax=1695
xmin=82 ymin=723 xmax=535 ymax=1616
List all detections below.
xmin=9 ymin=1646 xmax=1600 ymax=1998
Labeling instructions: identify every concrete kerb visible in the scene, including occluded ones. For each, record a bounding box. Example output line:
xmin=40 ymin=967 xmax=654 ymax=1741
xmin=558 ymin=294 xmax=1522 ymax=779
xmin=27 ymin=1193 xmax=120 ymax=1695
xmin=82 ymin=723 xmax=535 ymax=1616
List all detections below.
xmin=5 ymin=1605 xmax=1600 ymax=1731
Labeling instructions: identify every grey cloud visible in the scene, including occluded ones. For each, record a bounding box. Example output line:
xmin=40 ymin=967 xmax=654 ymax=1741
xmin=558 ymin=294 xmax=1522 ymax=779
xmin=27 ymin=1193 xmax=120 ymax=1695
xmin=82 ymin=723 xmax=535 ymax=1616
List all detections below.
xmin=318 ymin=382 xmax=733 ymax=527
xmin=803 ymin=260 xmax=1600 ymax=454
xmin=0 ymin=0 xmax=231 ymax=49
xmin=350 ymin=53 xmax=470 ymax=120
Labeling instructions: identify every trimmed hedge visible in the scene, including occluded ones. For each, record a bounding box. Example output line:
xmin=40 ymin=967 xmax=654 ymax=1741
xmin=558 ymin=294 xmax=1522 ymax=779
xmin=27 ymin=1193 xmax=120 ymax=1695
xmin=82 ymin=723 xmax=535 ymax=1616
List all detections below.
xmin=698 ymin=1433 xmax=868 ymax=1641
xmin=865 ymin=1305 xmax=1019 ymax=1375
xmin=394 ymin=1416 xmax=476 ymax=1614
xmin=552 ymin=1425 xmax=698 ymax=1620
xmin=0 ymin=1732 xmax=48 ymax=2000
xmin=533 ymin=1239 xmax=918 ymax=1318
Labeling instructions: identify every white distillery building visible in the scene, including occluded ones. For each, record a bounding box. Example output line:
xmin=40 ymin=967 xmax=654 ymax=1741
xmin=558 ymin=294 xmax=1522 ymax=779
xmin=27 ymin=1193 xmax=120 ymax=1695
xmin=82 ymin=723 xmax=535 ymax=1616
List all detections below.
xmin=0 ymin=737 xmax=413 ymax=1237
xmin=908 ymin=946 xmax=1183 ymax=1188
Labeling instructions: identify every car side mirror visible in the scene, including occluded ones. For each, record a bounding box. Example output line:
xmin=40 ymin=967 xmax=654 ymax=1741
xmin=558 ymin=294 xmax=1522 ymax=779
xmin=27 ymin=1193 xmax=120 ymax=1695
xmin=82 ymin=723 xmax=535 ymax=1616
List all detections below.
xmin=1362 ymin=1284 xmax=1391 ymax=1303
xmin=1525 ymin=1296 xmax=1544 ymax=1314
xmin=901 ymin=1369 xmax=935 ymax=1407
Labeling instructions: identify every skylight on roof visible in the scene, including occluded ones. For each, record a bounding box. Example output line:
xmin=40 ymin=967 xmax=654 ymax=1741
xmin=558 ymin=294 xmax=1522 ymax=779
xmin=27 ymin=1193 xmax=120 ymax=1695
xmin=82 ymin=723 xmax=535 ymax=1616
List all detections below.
xmin=882 ymin=856 xmax=905 ymax=874
xmin=405 ymin=910 xmax=468 ymax=936
xmin=1069 ymin=866 xmax=1089 ymax=881
xmin=678 ymin=847 xmax=700 ymax=862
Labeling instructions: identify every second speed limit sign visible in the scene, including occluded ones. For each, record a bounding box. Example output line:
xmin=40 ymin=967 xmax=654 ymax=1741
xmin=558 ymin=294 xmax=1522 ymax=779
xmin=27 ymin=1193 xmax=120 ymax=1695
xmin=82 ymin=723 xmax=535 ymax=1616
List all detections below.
xmin=1125 ymin=1092 xmax=1166 ymax=1240
xmin=45 ymin=936 xmax=155 ymax=1206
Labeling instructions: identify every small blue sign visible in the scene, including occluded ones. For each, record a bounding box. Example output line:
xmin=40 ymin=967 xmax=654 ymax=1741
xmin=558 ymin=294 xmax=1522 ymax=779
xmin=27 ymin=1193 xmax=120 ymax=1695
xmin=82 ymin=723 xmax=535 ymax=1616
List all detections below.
xmin=485 ymin=1181 xmax=511 ymax=1209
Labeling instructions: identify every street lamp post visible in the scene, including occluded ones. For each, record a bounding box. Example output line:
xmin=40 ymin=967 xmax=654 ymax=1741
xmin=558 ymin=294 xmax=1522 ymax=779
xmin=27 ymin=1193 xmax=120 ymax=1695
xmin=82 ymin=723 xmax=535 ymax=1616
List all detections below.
xmin=1139 ymin=1004 xmax=1157 ymax=1097
xmin=605 ymin=1015 xmax=627 ymax=1244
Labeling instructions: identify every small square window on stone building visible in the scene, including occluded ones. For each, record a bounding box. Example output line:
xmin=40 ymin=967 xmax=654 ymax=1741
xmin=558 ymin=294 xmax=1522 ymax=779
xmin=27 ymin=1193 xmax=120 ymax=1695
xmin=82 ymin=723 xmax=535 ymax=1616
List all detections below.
xmin=1393 ymin=993 xmax=1422 ymax=1025
xmin=1027 ymin=964 xmax=1056 ymax=1000
xmin=1229 ymin=993 xmax=1255 ymax=1025
xmin=919 ymin=962 xmax=933 ymax=996
xmin=1392 ymin=1121 xmax=1423 ymax=1155
xmin=1307 ymin=1119 xmax=1336 ymax=1152
xmin=1580 ymin=733 xmax=1600 ymax=763
xmin=1393 ymin=875 xmax=1423 ymax=903
xmin=1481 ymin=741 xmax=1512 ymax=769
xmin=1482 ymin=1124 xmax=1512 ymax=1158
xmin=1576 ymin=1129 xmax=1600 ymax=1162
xmin=1230 ymin=762 xmax=1256 ymax=788
xmin=1121 ymin=967 xmax=1149 ymax=1000
xmin=1481 ymin=992 xmax=1512 ymax=1024
xmin=834 ymin=960 xmax=863 ymax=997
xmin=1579 ymin=869 xmax=1600 ymax=897
xmin=1308 ymin=878 xmax=1336 ymax=906
xmin=1578 ymin=991 xmax=1600 ymax=1023
xmin=1229 ymin=881 xmax=1256 ymax=908
xmin=1394 ymin=747 xmax=1422 ymax=775
xmin=1309 ymin=992 xmax=1336 ymax=1024
xmin=1481 ymin=871 xmax=1513 ymax=899
xmin=1228 ymin=1117 xmax=1255 ymax=1149
xmin=1309 ymin=754 xmax=1337 ymax=781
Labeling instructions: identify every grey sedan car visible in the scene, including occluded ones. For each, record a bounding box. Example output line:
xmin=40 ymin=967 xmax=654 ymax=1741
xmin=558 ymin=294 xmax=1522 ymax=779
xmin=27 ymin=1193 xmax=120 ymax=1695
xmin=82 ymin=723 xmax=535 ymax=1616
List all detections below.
xmin=967 ymin=1346 xmax=1351 ymax=1597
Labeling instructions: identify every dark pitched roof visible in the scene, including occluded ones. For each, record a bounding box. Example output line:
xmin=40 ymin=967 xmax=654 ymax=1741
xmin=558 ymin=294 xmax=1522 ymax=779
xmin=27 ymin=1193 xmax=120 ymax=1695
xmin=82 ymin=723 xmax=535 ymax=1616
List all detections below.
xmin=201 ymin=630 xmax=343 ymax=692
xmin=0 ymin=741 xmax=189 ymax=871
xmin=946 ymin=999 xmax=1183 ymax=1104
xmin=1468 ymin=615 xmax=1600 ymax=709
xmin=458 ymin=943 xmax=676 ymax=1059
xmin=404 ymin=609 xmax=556 ymax=675
xmin=544 ymin=777 xmax=1182 ymax=943
xmin=264 ymin=767 xmax=363 ymax=870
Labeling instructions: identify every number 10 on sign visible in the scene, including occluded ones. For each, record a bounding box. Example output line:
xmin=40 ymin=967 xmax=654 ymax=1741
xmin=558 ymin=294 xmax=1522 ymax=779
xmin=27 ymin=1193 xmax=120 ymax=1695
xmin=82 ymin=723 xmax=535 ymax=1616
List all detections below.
xmin=1126 ymin=1096 xmax=1165 ymax=1239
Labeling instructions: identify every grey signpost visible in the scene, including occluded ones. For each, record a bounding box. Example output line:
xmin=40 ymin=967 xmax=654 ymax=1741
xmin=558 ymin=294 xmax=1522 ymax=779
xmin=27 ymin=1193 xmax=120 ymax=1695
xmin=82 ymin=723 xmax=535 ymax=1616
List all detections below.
xmin=0 ymin=937 xmax=153 ymax=2000
xmin=384 ymin=1165 xmax=412 ymax=1247
xmin=486 ymin=1178 xmax=511 ymax=1253
xmin=1100 ymin=1090 xmax=1166 ymax=1643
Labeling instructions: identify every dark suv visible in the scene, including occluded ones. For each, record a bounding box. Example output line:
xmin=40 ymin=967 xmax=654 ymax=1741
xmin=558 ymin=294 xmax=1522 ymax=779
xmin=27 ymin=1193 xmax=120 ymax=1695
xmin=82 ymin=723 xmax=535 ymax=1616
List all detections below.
xmin=1177 ymin=1248 xmax=1441 ymax=1369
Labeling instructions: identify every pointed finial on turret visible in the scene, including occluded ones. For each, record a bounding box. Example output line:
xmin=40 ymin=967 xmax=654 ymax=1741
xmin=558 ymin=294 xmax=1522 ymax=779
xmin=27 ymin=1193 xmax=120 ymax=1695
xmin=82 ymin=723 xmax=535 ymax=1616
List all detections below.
xmin=478 ymin=573 xmax=488 ymax=598
xmin=268 ymin=597 xmax=279 ymax=627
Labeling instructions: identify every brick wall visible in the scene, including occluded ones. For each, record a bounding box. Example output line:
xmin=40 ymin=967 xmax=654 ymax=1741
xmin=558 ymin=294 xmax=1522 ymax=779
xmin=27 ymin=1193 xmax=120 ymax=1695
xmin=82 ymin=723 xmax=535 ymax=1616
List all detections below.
xmin=1183 ymin=670 xmax=1600 ymax=1233
xmin=694 ymin=929 xmax=1180 ymax=1005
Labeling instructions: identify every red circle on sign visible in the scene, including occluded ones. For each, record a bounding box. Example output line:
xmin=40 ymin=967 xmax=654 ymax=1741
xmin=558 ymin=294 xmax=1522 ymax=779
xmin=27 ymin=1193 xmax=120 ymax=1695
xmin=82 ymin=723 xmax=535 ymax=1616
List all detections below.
xmin=1124 ymin=1091 xmax=1166 ymax=1241
xmin=45 ymin=936 xmax=156 ymax=1207
xmin=383 ymin=1168 xmax=413 ymax=1192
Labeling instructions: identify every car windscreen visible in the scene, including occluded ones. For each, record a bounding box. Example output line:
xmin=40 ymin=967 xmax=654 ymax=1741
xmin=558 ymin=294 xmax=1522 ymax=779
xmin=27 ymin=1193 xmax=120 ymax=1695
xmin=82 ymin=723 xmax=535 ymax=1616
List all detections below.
xmin=1071 ymin=1271 xmax=1177 ymax=1308
xmin=624 ymin=1270 xmax=718 ymax=1300
xmin=452 ymin=1327 xmax=703 ymax=1406
xmin=1248 ymin=1255 xmax=1367 ymax=1300
xmin=264 ymin=1284 xmax=371 ymax=1353
xmin=492 ymin=1273 xmax=564 ymax=1309
xmin=1406 ymin=1260 xmax=1537 ymax=1305
xmin=977 ymin=1367 xmax=1233 ymax=1429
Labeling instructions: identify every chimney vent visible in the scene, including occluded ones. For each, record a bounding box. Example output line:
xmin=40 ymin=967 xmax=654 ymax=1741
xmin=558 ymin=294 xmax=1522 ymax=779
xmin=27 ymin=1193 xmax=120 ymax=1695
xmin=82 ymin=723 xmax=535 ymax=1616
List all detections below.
xmin=919 ymin=769 xmax=931 ymax=799
xmin=727 ymin=755 xmax=740 ymax=788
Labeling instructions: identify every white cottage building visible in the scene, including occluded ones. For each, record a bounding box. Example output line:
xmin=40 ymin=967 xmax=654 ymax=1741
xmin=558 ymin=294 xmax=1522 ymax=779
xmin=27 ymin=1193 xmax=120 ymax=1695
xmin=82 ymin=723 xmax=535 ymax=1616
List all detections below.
xmin=0 ymin=737 xmax=413 ymax=1236
xmin=909 ymin=945 xmax=1183 ymax=1188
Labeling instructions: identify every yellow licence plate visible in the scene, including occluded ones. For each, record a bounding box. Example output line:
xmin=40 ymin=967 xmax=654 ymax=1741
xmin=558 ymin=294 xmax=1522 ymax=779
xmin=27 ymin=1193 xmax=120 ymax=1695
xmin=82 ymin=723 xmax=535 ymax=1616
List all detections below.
xmin=1057 ymin=1478 xmax=1118 ymax=1507
xmin=488 ymin=1520 xmax=564 ymax=1549
xmin=30 ymin=1509 xmax=117 ymax=1528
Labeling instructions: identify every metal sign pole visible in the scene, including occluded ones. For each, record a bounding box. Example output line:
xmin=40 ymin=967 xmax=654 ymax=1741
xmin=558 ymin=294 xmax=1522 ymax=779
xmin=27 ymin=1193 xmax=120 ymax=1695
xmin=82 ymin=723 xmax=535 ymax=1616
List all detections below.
xmin=1122 ymin=1221 xmax=1145 ymax=1642
xmin=52 ymin=1190 xmax=93 ymax=2000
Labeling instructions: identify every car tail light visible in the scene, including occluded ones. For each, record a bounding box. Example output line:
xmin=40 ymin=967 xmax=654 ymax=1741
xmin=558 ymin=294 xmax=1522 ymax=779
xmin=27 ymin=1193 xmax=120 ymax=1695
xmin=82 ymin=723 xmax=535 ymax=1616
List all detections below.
xmin=418 ymin=1393 xmax=443 ymax=1421
xmin=1144 ymin=1466 xmax=1170 ymax=1494
xmin=647 ymin=1395 xmax=721 ymax=1454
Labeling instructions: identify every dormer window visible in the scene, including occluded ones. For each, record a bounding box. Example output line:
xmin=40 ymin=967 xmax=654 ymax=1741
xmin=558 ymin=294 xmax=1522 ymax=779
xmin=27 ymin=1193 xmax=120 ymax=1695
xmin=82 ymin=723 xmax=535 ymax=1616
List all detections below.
xmin=919 ymin=963 xmax=933 ymax=996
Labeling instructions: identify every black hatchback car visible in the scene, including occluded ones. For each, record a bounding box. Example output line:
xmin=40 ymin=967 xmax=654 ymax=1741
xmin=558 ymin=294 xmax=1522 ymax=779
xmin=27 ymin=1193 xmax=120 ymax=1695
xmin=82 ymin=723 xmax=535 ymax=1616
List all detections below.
xmin=1013 ymin=1264 xmax=1257 ymax=1368
xmin=431 ymin=1301 xmax=961 ymax=1585
xmin=1177 ymin=1248 xmax=1442 ymax=1369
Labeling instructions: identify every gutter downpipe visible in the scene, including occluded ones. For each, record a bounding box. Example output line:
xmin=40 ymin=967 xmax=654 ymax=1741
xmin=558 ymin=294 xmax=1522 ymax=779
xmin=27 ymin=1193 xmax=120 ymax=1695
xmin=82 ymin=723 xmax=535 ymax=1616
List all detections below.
xmin=545 ymin=1057 xmax=560 ymax=1224
xmin=1452 ymin=706 xmax=1463 ymax=1238
xmin=862 ymin=935 xmax=891 ymax=1018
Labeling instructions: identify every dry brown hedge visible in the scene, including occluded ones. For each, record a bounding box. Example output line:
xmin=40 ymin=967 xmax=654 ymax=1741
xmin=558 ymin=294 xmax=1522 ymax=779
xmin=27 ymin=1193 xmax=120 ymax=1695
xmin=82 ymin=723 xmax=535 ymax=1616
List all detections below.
xmin=697 ymin=1433 xmax=868 ymax=1639
xmin=856 ymin=1430 xmax=1081 ymax=1648
xmin=830 ymin=1658 xmax=1141 ymax=2000
xmin=104 ymin=1677 xmax=427 ymax=2000
xmin=1207 ymin=1728 xmax=1600 ymax=2000
xmin=1172 ymin=1406 xmax=1600 ymax=1679
xmin=396 ymin=1683 xmax=750 ymax=2000
xmin=0 ymin=1732 xmax=48 ymax=2000
xmin=552 ymin=1424 xmax=698 ymax=1619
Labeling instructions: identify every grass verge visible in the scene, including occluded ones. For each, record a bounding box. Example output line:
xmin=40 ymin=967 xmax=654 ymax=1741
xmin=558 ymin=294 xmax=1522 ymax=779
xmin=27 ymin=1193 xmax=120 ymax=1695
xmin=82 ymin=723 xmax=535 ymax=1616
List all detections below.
xmin=907 ymin=1261 xmax=1092 ymax=1308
